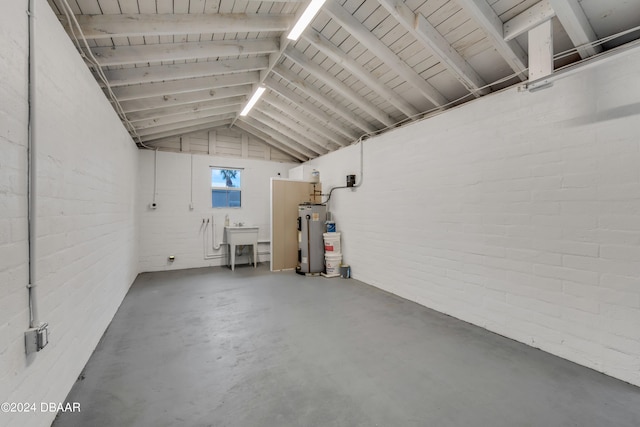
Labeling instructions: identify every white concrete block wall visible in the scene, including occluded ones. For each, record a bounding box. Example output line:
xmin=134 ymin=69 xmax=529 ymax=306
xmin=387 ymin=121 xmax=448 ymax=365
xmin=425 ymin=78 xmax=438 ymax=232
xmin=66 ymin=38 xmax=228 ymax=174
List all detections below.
xmin=307 ymin=47 xmax=640 ymax=387
xmin=1 ymin=2 xmax=139 ymax=427
xmin=138 ymin=150 xmax=295 ymax=272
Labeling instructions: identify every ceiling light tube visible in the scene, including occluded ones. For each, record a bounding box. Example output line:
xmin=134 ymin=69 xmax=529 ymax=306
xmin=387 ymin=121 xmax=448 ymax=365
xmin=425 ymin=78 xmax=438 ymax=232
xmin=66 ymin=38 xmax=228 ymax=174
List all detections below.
xmin=240 ymin=86 xmax=266 ymax=116
xmin=287 ymin=0 xmax=327 ymax=41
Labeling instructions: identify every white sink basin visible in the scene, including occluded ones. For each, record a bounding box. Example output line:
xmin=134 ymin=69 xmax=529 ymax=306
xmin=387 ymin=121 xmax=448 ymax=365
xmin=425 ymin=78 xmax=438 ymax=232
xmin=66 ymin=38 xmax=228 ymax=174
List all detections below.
xmin=224 ymin=226 xmax=258 ymax=243
xmin=224 ymin=226 xmax=258 ymax=270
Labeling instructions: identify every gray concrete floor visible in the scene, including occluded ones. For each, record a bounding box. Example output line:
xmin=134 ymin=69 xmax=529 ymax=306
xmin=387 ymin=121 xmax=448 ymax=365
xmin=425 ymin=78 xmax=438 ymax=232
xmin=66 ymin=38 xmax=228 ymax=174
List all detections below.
xmin=54 ymin=264 xmax=640 ymax=427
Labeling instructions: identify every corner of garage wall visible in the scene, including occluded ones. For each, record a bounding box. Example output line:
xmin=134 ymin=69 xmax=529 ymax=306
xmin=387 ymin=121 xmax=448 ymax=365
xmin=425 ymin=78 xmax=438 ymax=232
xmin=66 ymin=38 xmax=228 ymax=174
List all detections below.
xmin=306 ymin=46 xmax=640 ymax=387
xmin=1 ymin=2 xmax=140 ymax=426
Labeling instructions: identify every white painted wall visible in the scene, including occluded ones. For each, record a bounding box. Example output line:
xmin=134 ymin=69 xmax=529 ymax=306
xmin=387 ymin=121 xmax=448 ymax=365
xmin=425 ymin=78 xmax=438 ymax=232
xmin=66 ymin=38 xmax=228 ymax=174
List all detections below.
xmin=0 ymin=2 xmax=139 ymax=426
xmin=138 ymin=150 xmax=295 ymax=272
xmin=307 ymin=47 xmax=640 ymax=387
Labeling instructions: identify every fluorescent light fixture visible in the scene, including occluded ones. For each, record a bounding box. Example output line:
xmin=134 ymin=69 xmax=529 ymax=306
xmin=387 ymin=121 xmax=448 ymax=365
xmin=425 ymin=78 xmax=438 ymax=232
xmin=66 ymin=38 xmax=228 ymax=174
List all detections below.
xmin=239 ymin=86 xmax=266 ymax=117
xmin=287 ymin=0 xmax=327 ymax=41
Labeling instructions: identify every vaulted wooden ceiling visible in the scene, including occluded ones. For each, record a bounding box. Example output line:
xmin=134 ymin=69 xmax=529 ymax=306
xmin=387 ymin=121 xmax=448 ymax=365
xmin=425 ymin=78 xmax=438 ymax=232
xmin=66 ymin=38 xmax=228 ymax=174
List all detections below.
xmin=49 ymin=0 xmax=640 ymax=162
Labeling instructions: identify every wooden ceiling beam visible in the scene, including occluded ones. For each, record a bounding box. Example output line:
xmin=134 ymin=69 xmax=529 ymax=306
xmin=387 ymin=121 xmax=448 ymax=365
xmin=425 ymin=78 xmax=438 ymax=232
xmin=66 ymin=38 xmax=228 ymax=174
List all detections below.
xmin=302 ymin=29 xmax=420 ymax=117
xmin=268 ymin=68 xmax=374 ymax=135
xmin=547 ymin=0 xmax=602 ymax=58
xmin=264 ymin=76 xmax=359 ymax=141
xmin=256 ymin=103 xmax=337 ymax=152
xmin=455 ymin=0 xmax=528 ymax=80
xmin=61 ymin=13 xmax=294 ymax=39
xmin=238 ymin=116 xmax=318 ymax=159
xmin=503 ymin=0 xmax=555 ymax=41
xmin=127 ymin=97 xmax=246 ymax=122
xmin=133 ymin=106 xmax=241 ymax=130
xmin=283 ymin=46 xmax=395 ymax=127
xmin=111 ymin=72 xmax=260 ymax=101
xmin=376 ymin=0 xmax=488 ymax=96
xmin=104 ymin=57 xmax=269 ymax=87
xmin=414 ymin=13 xmax=488 ymax=96
xmin=262 ymin=92 xmax=349 ymax=147
xmin=91 ymin=39 xmax=279 ymax=66
xmin=229 ymin=0 xmax=319 ymax=127
xmin=120 ymin=85 xmax=252 ymax=113
xmin=234 ymin=121 xmax=309 ymax=162
xmin=323 ymin=1 xmax=448 ymax=107
xmin=136 ymin=114 xmax=237 ymax=137
xmin=251 ymin=109 xmax=327 ymax=156
xmin=528 ymin=19 xmax=554 ymax=81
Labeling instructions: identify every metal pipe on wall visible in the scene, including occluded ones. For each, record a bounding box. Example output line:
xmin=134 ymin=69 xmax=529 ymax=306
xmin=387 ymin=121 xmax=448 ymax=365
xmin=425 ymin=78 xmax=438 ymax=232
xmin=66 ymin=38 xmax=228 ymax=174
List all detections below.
xmin=27 ymin=0 xmax=40 ymax=329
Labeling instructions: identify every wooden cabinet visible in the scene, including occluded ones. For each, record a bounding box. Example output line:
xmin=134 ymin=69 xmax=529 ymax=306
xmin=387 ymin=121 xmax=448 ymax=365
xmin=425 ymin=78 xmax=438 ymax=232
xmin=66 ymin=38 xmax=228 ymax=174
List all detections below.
xmin=271 ymin=179 xmax=321 ymax=271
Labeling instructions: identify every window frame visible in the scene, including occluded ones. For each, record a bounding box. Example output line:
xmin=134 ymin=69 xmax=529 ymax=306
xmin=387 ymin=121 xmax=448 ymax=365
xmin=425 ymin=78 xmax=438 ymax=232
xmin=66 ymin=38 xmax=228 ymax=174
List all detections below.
xmin=211 ymin=167 xmax=243 ymax=209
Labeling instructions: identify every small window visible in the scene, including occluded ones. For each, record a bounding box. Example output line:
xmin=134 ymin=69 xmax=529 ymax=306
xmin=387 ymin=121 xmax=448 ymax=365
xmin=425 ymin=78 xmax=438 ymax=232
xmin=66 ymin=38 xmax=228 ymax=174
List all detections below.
xmin=211 ymin=168 xmax=242 ymax=208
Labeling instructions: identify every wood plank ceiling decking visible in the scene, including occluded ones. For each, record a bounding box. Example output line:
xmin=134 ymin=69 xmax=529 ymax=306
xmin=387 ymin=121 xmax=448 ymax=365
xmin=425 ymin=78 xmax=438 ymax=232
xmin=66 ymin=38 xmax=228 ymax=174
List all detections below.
xmin=48 ymin=0 xmax=640 ymax=161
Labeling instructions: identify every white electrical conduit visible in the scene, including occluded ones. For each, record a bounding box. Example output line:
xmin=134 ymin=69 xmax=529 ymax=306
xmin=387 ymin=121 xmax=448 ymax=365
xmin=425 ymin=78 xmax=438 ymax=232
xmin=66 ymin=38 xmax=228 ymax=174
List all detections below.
xmin=27 ymin=0 xmax=40 ymax=329
xmin=351 ymin=24 xmax=640 ymax=144
xmin=553 ymin=24 xmax=640 ymax=63
xmin=322 ymin=136 xmax=364 ymax=212
xmin=527 ymin=36 xmax=640 ymax=91
xmin=59 ymin=0 xmax=154 ymax=149
xmin=327 ymin=28 xmax=640 ymax=209
xmin=331 ymin=32 xmax=637 ymax=205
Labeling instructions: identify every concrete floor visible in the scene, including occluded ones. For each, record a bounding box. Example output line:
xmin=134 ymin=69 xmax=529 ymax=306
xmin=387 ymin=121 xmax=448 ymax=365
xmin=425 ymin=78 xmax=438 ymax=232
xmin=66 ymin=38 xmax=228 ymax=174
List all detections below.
xmin=54 ymin=265 xmax=640 ymax=427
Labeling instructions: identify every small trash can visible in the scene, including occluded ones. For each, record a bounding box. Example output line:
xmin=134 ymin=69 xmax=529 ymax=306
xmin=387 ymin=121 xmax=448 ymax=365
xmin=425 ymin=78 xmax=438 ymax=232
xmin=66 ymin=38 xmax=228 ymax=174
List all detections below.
xmin=340 ymin=264 xmax=350 ymax=279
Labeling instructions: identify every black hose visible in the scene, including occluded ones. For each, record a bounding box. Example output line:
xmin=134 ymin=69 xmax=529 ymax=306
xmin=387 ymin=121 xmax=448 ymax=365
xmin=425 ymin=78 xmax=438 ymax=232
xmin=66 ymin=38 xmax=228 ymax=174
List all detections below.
xmin=323 ymin=186 xmax=349 ymax=204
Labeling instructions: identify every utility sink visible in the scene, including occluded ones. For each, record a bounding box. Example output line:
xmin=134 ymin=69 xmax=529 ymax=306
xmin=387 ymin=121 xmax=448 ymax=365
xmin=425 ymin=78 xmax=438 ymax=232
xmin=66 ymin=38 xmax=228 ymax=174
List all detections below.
xmin=224 ymin=226 xmax=258 ymax=270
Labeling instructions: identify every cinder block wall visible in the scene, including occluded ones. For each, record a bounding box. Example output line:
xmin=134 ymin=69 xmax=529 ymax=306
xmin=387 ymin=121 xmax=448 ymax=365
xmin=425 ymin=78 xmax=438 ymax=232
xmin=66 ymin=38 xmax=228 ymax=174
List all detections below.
xmin=137 ymin=150 xmax=295 ymax=272
xmin=0 ymin=2 xmax=139 ymax=426
xmin=308 ymin=47 xmax=640 ymax=387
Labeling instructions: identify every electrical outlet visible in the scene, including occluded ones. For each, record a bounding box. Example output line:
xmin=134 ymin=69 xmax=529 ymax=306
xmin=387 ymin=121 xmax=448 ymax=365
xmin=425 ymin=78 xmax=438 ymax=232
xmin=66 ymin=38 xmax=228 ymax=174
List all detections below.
xmin=25 ymin=323 xmax=49 ymax=355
